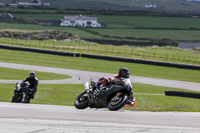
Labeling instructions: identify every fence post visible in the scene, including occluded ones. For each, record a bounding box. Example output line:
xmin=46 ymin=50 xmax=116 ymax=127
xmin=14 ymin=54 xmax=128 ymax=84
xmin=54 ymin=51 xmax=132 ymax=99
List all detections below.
xmin=167 ymin=53 xmax=168 ymax=60
xmin=132 ymin=48 xmax=134 ymax=55
xmin=35 ymin=40 xmax=36 ymax=47
xmin=153 ymin=52 xmax=155 ymax=59
xmin=53 ymin=40 xmax=55 ymax=49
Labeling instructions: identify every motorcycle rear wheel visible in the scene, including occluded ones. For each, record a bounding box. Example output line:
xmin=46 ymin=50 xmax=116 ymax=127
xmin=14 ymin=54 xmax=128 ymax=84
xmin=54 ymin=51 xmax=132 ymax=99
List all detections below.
xmin=24 ymin=97 xmax=31 ymax=103
xmin=74 ymin=92 xmax=89 ymax=109
xmin=107 ymin=93 xmax=128 ymax=111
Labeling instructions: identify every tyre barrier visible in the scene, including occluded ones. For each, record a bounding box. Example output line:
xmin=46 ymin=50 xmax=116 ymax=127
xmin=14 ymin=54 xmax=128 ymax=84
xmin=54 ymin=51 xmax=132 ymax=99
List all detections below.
xmin=81 ymin=53 xmax=200 ymax=70
xmin=165 ymin=90 xmax=200 ymax=99
xmin=0 ymin=44 xmax=80 ymax=57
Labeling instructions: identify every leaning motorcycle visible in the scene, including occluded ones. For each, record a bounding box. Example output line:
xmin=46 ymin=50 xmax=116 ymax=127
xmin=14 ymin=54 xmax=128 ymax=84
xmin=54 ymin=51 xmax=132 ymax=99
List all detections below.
xmin=74 ymin=78 xmax=133 ymax=111
xmin=11 ymin=82 xmax=31 ymax=103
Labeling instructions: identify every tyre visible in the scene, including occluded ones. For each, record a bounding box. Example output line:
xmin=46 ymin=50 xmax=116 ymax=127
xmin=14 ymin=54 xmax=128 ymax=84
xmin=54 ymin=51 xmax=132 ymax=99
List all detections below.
xmin=11 ymin=92 xmax=21 ymax=103
xmin=24 ymin=97 xmax=31 ymax=103
xmin=107 ymin=93 xmax=128 ymax=111
xmin=74 ymin=92 xmax=89 ymax=109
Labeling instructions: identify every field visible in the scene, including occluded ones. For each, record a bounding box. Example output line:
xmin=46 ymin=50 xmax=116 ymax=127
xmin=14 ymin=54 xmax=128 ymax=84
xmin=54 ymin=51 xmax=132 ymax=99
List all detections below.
xmin=9 ymin=13 xmax=200 ymax=41
xmin=2 ymin=13 xmax=200 ymax=43
xmin=89 ymin=28 xmax=200 ymax=41
xmin=1 ymin=0 xmax=200 ymax=13
xmin=12 ymin=14 xmax=200 ymax=29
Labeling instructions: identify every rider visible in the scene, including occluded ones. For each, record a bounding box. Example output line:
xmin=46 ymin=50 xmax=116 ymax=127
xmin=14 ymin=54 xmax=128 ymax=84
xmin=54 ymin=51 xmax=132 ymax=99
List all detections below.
xmin=23 ymin=71 xmax=39 ymax=99
xmin=92 ymin=68 xmax=135 ymax=106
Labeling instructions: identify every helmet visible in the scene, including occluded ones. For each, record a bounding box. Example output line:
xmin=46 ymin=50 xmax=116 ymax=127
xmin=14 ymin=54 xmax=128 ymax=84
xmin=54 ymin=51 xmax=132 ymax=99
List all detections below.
xmin=30 ymin=71 xmax=36 ymax=78
xmin=118 ymin=68 xmax=130 ymax=78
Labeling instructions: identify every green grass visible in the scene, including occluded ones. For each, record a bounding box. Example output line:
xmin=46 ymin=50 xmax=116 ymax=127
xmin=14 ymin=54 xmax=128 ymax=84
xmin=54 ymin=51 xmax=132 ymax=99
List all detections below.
xmin=0 ymin=48 xmax=200 ymax=83
xmin=1 ymin=83 xmax=200 ymax=112
xmin=12 ymin=13 xmax=200 ymax=29
xmin=133 ymin=83 xmax=190 ymax=94
xmin=125 ymin=94 xmax=200 ymax=112
xmin=0 ymin=67 xmax=71 ymax=80
xmin=90 ymin=28 xmax=200 ymax=41
xmin=2 ymin=0 xmax=200 ymax=12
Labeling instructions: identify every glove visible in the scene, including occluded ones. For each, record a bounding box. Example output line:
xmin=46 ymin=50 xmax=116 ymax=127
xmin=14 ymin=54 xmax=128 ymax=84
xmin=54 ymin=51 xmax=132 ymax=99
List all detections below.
xmin=91 ymin=81 xmax=96 ymax=86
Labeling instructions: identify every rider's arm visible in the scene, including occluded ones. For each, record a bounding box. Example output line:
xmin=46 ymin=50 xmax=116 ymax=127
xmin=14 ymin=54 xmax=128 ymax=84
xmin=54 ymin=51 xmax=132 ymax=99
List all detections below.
xmin=23 ymin=77 xmax=29 ymax=82
xmin=32 ymin=78 xmax=39 ymax=92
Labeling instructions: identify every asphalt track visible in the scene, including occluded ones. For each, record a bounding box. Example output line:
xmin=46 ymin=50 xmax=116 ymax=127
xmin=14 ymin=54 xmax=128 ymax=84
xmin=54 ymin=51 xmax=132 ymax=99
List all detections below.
xmin=1 ymin=62 xmax=200 ymax=133
xmin=1 ymin=102 xmax=200 ymax=133
xmin=0 ymin=62 xmax=200 ymax=91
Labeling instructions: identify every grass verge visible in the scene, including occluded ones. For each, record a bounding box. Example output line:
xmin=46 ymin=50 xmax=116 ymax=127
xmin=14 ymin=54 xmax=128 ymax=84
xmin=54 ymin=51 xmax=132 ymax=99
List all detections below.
xmin=1 ymin=83 xmax=200 ymax=112
xmin=0 ymin=67 xmax=71 ymax=80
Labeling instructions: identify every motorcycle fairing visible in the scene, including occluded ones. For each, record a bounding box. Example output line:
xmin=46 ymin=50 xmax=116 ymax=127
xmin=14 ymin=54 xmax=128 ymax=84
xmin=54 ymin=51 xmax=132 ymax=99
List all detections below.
xmin=89 ymin=84 xmax=131 ymax=108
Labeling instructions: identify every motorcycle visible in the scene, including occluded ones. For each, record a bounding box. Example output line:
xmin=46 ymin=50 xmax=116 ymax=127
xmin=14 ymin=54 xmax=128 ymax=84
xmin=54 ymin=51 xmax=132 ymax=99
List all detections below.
xmin=74 ymin=78 xmax=134 ymax=111
xmin=11 ymin=82 xmax=31 ymax=103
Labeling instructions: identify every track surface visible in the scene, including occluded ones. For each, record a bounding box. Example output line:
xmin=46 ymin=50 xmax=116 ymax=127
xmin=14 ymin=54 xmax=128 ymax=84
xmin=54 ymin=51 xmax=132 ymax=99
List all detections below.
xmin=0 ymin=62 xmax=200 ymax=91
xmin=1 ymin=62 xmax=200 ymax=132
xmin=1 ymin=102 xmax=200 ymax=133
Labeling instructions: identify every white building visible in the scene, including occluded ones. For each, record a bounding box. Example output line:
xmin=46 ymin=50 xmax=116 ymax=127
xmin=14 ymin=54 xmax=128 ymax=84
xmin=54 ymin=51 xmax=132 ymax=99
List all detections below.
xmin=60 ymin=15 xmax=101 ymax=28
xmin=145 ymin=4 xmax=156 ymax=8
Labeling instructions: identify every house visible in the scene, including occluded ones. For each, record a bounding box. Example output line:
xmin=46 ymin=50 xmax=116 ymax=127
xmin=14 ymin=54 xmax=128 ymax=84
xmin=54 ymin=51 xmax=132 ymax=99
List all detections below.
xmin=9 ymin=0 xmax=50 ymax=8
xmin=0 ymin=13 xmax=14 ymax=22
xmin=0 ymin=3 xmax=6 ymax=7
xmin=145 ymin=4 xmax=156 ymax=8
xmin=60 ymin=15 xmax=102 ymax=28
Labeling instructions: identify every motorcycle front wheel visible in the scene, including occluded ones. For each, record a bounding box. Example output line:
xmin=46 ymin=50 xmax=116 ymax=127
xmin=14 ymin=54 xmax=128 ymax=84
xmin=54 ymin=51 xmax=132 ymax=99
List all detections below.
xmin=74 ymin=92 xmax=89 ymax=109
xmin=107 ymin=93 xmax=128 ymax=111
xmin=11 ymin=92 xmax=21 ymax=103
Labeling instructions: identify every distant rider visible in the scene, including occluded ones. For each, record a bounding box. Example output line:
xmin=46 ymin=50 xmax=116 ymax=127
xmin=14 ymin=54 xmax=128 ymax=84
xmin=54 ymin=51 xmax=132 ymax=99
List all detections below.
xmin=23 ymin=71 xmax=39 ymax=99
xmin=92 ymin=68 xmax=135 ymax=105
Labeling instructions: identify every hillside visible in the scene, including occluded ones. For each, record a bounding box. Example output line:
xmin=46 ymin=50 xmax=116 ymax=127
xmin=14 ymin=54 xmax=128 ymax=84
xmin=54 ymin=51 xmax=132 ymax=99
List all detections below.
xmin=1 ymin=0 xmax=200 ymax=13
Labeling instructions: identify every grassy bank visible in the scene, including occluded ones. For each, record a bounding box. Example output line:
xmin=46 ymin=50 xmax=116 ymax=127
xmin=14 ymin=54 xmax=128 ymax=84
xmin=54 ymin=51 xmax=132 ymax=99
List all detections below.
xmin=0 ymin=23 xmax=101 ymax=39
xmin=0 ymin=48 xmax=199 ymax=83
xmin=2 ymin=22 xmax=200 ymax=41
xmin=1 ymin=38 xmax=200 ymax=65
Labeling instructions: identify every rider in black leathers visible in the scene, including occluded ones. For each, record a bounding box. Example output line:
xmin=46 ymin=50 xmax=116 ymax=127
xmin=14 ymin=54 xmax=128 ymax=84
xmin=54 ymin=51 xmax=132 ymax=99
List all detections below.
xmin=23 ymin=72 xmax=39 ymax=99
